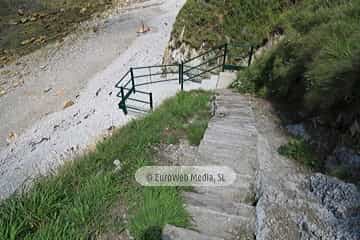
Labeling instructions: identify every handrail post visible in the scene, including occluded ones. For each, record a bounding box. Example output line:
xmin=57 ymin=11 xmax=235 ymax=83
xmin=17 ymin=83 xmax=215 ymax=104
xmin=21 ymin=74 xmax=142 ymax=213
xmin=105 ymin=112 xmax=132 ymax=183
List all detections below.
xmin=120 ymin=87 xmax=128 ymax=115
xmin=149 ymin=92 xmax=153 ymax=111
xmin=130 ymin=67 xmax=135 ymax=94
xmin=180 ymin=62 xmax=184 ymax=91
xmin=178 ymin=63 xmax=181 ymax=84
xmin=248 ymin=46 xmax=254 ymax=66
xmin=120 ymin=86 xmax=125 ymax=99
xmin=222 ymin=43 xmax=228 ymax=72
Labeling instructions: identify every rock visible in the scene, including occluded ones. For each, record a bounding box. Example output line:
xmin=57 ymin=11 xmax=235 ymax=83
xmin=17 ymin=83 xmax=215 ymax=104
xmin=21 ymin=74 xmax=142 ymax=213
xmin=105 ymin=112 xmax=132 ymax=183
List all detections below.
xmin=286 ymin=123 xmax=310 ymax=140
xmin=63 ymin=100 xmax=75 ymax=109
xmin=21 ymin=38 xmax=36 ymax=46
xmin=17 ymin=9 xmax=24 ymax=16
xmin=39 ymin=13 xmax=47 ymax=19
xmin=95 ymin=88 xmax=101 ymax=96
xmin=80 ymin=8 xmax=87 ymax=14
xmin=350 ymin=120 xmax=360 ymax=136
xmin=6 ymin=132 xmax=17 ymax=144
xmin=137 ymin=21 xmax=151 ymax=34
xmin=0 ymin=89 xmax=6 ymax=97
xmin=40 ymin=64 xmax=48 ymax=70
xmin=309 ymin=173 xmax=360 ymax=219
xmin=20 ymin=17 xmax=28 ymax=24
xmin=34 ymin=36 xmax=47 ymax=45
xmin=43 ymin=87 xmax=52 ymax=93
xmin=113 ymin=159 xmax=122 ymax=172
xmin=326 ymin=146 xmax=360 ymax=181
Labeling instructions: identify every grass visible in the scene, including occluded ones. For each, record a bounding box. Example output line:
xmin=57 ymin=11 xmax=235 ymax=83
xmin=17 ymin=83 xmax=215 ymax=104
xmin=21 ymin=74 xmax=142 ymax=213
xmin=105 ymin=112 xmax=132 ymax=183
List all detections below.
xmin=0 ymin=0 xmax=113 ymax=65
xmin=171 ymin=0 xmax=297 ymax=48
xmin=278 ymin=137 xmax=320 ymax=170
xmin=0 ymin=90 xmax=212 ymax=240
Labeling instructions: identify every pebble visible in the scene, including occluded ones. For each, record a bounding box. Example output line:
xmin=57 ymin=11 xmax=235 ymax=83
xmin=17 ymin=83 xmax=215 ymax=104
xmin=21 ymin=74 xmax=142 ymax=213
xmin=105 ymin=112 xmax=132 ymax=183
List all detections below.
xmin=63 ymin=100 xmax=75 ymax=109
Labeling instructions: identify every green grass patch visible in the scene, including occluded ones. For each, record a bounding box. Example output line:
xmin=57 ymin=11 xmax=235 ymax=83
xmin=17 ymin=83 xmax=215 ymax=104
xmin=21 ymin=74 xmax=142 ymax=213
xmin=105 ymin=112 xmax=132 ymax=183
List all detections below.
xmin=0 ymin=90 xmax=212 ymax=240
xmin=172 ymin=0 xmax=297 ymax=48
xmin=278 ymin=137 xmax=320 ymax=170
xmin=233 ymin=0 xmax=360 ymax=112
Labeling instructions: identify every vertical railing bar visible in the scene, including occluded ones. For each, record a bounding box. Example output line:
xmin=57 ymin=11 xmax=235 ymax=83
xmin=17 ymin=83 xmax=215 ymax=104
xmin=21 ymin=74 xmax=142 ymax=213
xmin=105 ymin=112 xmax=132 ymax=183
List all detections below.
xmin=149 ymin=92 xmax=153 ymax=110
xmin=130 ymin=67 xmax=135 ymax=94
xmin=178 ymin=63 xmax=182 ymax=84
xmin=181 ymin=62 xmax=184 ymax=91
xmin=120 ymin=86 xmax=128 ymax=115
xmin=248 ymin=46 xmax=254 ymax=66
xmin=222 ymin=43 xmax=228 ymax=72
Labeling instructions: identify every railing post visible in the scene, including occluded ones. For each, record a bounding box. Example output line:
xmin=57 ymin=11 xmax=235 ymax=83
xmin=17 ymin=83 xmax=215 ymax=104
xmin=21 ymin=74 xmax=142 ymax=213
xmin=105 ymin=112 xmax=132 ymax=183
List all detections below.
xmin=248 ymin=46 xmax=254 ymax=66
xmin=180 ymin=62 xmax=184 ymax=91
xmin=149 ymin=92 xmax=153 ymax=111
xmin=222 ymin=43 xmax=228 ymax=72
xmin=130 ymin=67 xmax=135 ymax=94
xmin=120 ymin=87 xmax=128 ymax=115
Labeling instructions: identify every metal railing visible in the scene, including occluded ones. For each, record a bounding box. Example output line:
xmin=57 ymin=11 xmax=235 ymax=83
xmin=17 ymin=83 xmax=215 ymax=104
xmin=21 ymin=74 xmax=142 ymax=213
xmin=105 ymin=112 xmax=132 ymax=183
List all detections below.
xmin=115 ymin=43 xmax=254 ymax=115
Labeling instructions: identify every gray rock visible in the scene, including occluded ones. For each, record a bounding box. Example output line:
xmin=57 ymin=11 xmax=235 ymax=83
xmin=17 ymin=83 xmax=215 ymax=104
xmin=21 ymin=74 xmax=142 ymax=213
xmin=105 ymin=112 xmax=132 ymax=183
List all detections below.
xmin=286 ymin=123 xmax=310 ymax=140
xmin=309 ymin=173 xmax=360 ymax=219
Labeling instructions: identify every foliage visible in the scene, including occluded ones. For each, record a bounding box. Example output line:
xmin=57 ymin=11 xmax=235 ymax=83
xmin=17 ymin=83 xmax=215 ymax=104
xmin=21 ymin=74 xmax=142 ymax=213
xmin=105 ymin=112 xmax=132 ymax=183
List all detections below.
xmin=172 ymin=0 xmax=297 ymax=48
xmin=234 ymin=0 xmax=360 ymax=114
xmin=278 ymin=137 xmax=320 ymax=169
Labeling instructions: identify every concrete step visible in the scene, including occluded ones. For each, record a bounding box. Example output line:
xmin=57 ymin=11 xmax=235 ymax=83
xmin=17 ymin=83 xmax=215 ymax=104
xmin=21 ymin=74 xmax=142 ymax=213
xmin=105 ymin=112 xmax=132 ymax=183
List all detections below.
xmin=192 ymin=181 xmax=256 ymax=205
xmin=183 ymin=191 xmax=255 ymax=218
xmin=162 ymin=224 xmax=224 ymax=240
xmin=186 ymin=205 xmax=255 ymax=240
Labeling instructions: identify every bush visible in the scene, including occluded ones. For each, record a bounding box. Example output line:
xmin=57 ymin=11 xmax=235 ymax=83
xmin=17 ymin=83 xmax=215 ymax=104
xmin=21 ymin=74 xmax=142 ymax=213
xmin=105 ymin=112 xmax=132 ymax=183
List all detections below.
xmin=234 ymin=0 xmax=360 ymax=114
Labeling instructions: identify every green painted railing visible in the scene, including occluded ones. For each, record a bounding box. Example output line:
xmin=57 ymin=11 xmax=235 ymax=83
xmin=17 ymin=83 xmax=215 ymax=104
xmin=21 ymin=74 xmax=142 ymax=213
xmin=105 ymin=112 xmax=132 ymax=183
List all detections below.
xmin=115 ymin=43 xmax=254 ymax=115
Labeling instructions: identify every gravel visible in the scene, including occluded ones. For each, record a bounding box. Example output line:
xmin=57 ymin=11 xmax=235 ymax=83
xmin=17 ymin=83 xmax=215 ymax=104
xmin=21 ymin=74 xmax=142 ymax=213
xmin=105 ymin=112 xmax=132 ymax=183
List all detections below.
xmin=0 ymin=0 xmax=190 ymax=200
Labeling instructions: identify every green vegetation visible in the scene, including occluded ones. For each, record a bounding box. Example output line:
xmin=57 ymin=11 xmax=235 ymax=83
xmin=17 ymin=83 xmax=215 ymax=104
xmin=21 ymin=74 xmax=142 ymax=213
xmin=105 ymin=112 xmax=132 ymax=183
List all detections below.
xmin=0 ymin=0 xmax=113 ymax=65
xmin=278 ymin=138 xmax=320 ymax=170
xmin=174 ymin=0 xmax=360 ymax=181
xmin=0 ymin=90 xmax=212 ymax=240
xmin=232 ymin=0 xmax=360 ymax=170
xmin=234 ymin=0 xmax=360 ymax=113
xmin=172 ymin=0 xmax=297 ymax=48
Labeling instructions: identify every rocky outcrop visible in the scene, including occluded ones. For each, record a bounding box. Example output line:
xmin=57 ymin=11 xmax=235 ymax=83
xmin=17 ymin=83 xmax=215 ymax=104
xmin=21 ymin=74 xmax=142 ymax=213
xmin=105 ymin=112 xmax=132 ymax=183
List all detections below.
xmin=253 ymin=98 xmax=360 ymax=240
xmin=162 ymin=27 xmax=200 ymax=65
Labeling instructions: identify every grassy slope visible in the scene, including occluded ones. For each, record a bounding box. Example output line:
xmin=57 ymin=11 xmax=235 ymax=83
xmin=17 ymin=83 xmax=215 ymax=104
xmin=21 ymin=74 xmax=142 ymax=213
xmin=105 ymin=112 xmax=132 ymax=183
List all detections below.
xmin=171 ymin=0 xmax=296 ymax=48
xmin=233 ymin=0 xmax=360 ymax=183
xmin=0 ymin=90 xmax=212 ymax=240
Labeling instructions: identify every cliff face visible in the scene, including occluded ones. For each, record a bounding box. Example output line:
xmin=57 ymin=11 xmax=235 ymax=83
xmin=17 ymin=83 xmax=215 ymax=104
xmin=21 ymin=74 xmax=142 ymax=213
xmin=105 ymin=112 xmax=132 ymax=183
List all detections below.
xmin=162 ymin=27 xmax=200 ymax=65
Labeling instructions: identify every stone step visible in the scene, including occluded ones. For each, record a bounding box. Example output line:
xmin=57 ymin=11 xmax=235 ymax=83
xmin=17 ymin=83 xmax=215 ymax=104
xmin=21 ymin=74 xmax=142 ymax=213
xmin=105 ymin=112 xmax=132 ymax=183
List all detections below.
xmin=186 ymin=205 xmax=255 ymax=240
xmin=198 ymin=152 xmax=256 ymax=176
xmin=205 ymin=125 xmax=256 ymax=134
xmin=192 ymin=179 xmax=256 ymax=205
xmin=183 ymin=191 xmax=255 ymax=218
xmin=162 ymin=224 xmax=224 ymax=240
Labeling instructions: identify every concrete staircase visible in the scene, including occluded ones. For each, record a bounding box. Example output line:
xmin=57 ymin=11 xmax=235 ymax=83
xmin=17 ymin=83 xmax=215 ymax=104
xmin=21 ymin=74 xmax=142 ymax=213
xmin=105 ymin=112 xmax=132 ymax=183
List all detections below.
xmin=162 ymin=74 xmax=258 ymax=240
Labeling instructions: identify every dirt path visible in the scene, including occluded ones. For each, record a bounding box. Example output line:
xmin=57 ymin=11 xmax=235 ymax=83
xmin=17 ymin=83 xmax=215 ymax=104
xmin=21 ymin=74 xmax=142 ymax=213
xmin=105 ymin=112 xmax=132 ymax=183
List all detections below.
xmin=0 ymin=0 xmax=188 ymax=199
